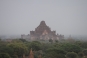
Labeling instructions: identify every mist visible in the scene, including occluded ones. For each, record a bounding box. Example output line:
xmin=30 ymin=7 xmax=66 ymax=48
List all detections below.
xmin=0 ymin=0 xmax=87 ymax=37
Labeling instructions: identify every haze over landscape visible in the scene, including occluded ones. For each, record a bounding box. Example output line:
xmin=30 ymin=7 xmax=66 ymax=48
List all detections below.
xmin=0 ymin=0 xmax=87 ymax=37
xmin=1 ymin=1 xmax=87 ymax=58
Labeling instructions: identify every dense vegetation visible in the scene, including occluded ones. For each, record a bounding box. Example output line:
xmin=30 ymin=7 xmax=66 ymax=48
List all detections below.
xmin=0 ymin=39 xmax=87 ymax=58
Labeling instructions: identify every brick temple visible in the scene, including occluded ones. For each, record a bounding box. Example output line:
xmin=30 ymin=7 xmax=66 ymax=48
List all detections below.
xmin=21 ymin=21 xmax=64 ymax=41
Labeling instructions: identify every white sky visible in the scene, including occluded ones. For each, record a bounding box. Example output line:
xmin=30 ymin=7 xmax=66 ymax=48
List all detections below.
xmin=0 ymin=0 xmax=87 ymax=36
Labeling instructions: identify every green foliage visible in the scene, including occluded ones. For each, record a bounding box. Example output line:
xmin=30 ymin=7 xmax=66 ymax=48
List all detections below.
xmin=12 ymin=54 xmax=18 ymax=58
xmin=29 ymin=41 xmax=41 ymax=51
xmin=41 ymin=43 xmax=52 ymax=53
xmin=58 ymin=43 xmax=82 ymax=53
xmin=75 ymin=41 xmax=87 ymax=49
xmin=81 ymin=42 xmax=87 ymax=49
xmin=49 ymin=39 xmax=53 ymax=43
xmin=83 ymin=49 xmax=87 ymax=56
xmin=0 ymin=43 xmax=14 ymax=57
xmin=0 ymin=38 xmax=1 ymax=42
xmin=55 ymin=40 xmax=58 ymax=43
xmin=74 ymin=41 xmax=83 ymax=46
xmin=78 ymin=52 xmax=84 ymax=58
xmin=0 ymin=53 xmax=11 ymax=58
xmin=0 ymin=39 xmax=87 ymax=58
xmin=66 ymin=52 xmax=77 ymax=58
xmin=19 ymin=39 xmax=27 ymax=42
xmin=46 ymin=48 xmax=66 ymax=54
xmin=45 ymin=48 xmax=66 ymax=58
xmin=8 ymin=42 xmax=28 ymax=57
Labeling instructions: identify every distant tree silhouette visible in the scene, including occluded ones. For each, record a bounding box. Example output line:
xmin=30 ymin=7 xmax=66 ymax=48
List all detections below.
xmin=55 ymin=40 xmax=58 ymax=43
xmin=49 ymin=39 xmax=53 ymax=43
xmin=19 ymin=38 xmax=27 ymax=42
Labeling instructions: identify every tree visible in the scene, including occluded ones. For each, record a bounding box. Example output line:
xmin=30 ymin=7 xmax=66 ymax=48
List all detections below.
xmin=41 ymin=43 xmax=52 ymax=53
xmin=80 ymin=42 xmax=87 ymax=49
xmin=8 ymin=42 xmax=28 ymax=57
xmin=19 ymin=39 xmax=27 ymax=42
xmin=45 ymin=48 xmax=66 ymax=58
xmin=74 ymin=41 xmax=83 ymax=47
xmin=0 ymin=42 xmax=14 ymax=57
xmin=59 ymin=43 xmax=82 ymax=53
xmin=0 ymin=53 xmax=11 ymax=58
xmin=49 ymin=39 xmax=53 ymax=43
xmin=66 ymin=52 xmax=77 ymax=58
xmin=78 ymin=52 xmax=84 ymax=58
xmin=29 ymin=41 xmax=41 ymax=51
xmin=12 ymin=54 xmax=18 ymax=58
xmin=0 ymin=38 xmax=1 ymax=41
xmin=83 ymin=49 xmax=87 ymax=56
xmin=55 ymin=40 xmax=58 ymax=43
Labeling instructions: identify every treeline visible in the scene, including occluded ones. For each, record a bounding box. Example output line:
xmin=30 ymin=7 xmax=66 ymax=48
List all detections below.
xmin=0 ymin=39 xmax=87 ymax=58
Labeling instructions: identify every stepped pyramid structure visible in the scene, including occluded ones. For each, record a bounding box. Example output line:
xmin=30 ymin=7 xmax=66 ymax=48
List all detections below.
xmin=21 ymin=21 xmax=64 ymax=41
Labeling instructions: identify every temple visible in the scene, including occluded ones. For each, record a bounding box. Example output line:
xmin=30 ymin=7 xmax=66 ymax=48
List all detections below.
xmin=21 ymin=21 xmax=64 ymax=41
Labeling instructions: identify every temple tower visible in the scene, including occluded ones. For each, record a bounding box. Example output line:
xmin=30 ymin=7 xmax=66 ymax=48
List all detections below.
xmin=29 ymin=48 xmax=34 ymax=58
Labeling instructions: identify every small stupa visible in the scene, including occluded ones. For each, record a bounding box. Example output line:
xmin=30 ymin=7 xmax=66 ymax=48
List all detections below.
xmin=29 ymin=48 xmax=34 ymax=58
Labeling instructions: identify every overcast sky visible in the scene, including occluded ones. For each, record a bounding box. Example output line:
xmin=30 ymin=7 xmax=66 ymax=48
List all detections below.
xmin=0 ymin=0 xmax=87 ymax=36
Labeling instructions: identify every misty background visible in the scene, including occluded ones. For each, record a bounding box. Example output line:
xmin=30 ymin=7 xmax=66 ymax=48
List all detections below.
xmin=0 ymin=0 xmax=87 ymax=38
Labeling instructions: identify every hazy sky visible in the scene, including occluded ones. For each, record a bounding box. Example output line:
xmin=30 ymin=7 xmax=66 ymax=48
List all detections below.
xmin=0 ymin=0 xmax=87 ymax=36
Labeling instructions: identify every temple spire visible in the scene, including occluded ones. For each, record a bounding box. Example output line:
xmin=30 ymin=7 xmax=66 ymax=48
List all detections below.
xmin=40 ymin=21 xmax=46 ymax=26
xmin=29 ymin=48 xmax=34 ymax=58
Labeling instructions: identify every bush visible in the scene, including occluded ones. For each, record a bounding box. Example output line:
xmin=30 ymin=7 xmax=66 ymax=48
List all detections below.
xmin=83 ymin=49 xmax=87 ymax=56
xmin=78 ymin=52 xmax=84 ymax=58
xmin=0 ymin=53 xmax=11 ymax=58
xmin=66 ymin=52 xmax=77 ymax=58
